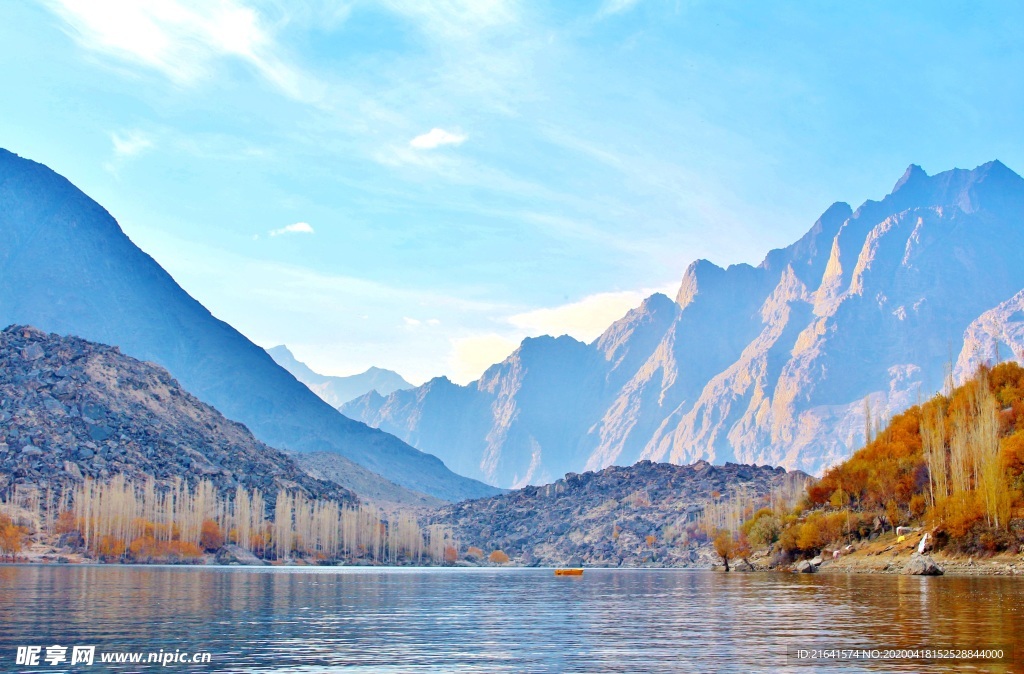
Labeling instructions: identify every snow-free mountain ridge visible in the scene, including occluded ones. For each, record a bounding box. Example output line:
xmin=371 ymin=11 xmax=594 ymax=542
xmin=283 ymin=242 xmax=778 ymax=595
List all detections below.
xmin=345 ymin=161 xmax=1024 ymax=488
xmin=266 ymin=345 xmax=412 ymax=408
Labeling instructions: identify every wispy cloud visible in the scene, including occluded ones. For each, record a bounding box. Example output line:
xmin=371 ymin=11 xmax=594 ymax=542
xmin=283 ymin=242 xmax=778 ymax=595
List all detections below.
xmin=378 ymin=0 xmax=517 ymax=41
xmin=410 ymin=128 xmax=468 ymax=150
xmin=507 ymin=283 xmax=677 ymax=343
xmin=596 ymin=0 xmax=642 ymax=19
xmin=44 ymin=0 xmax=321 ymax=101
xmin=110 ymin=129 xmax=154 ymax=158
xmin=268 ymin=222 xmax=314 ymax=237
xmin=448 ymin=333 xmax=520 ymax=383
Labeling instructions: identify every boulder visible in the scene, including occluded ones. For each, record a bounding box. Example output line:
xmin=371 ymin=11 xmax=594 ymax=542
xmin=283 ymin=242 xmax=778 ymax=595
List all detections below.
xmin=22 ymin=343 xmax=45 ymax=361
xmin=810 ymin=555 xmax=823 ymax=566
xmin=215 ymin=544 xmax=266 ymax=566
xmin=903 ymin=552 xmax=944 ymax=576
xmin=796 ymin=560 xmax=817 ymax=573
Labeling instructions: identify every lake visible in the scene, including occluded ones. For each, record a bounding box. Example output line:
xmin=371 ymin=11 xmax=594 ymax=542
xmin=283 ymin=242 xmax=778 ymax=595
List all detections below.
xmin=0 ymin=565 xmax=1021 ymax=672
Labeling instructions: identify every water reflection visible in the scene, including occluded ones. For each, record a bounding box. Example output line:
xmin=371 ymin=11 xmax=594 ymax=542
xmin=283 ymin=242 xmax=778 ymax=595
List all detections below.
xmin=0 ymin=566 xmax=1020 ymax=673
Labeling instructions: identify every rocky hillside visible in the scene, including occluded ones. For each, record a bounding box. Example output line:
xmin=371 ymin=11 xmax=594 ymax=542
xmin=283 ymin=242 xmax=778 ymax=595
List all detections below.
xmin=266 ymin=345 xmax=412 ymax=408
xmin=345 ymin=161 xmax=1024 ymax=487
xmin=290 ymin=451 xmax=445 ymax=511
xmin=0 ymin=148 xmax=496 ymax=502
xmin=428 ymin=460 xmax=808 ymax=567
xmin=0 ymin=325 xmax=354 ymax=505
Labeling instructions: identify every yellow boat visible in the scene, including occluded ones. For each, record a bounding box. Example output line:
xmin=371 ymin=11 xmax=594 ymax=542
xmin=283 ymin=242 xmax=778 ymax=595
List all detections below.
xmin=555 ymin=568 xmax=583 ymax=576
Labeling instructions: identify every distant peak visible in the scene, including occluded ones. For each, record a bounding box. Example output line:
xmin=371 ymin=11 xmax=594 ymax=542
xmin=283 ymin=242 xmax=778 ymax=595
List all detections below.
xmin=820 ymin=201 xmax=853 ymax=222
xmin=267 ymin=344 xmax=293 ymax=356
xmin=975 ymin=159 xmax=1021 ymax=181
xmin=640 ymin=292 xmax=675 ymax=309
xmin=892 ymin=164 xmax=928 ymax=193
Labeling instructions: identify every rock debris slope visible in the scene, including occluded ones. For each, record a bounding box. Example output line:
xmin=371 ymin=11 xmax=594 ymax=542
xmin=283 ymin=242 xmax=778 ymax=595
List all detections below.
xmin=428 ymin=460 xmax=807 ymax=567
xmin=0 ymin=325 xmax=354 ymax=505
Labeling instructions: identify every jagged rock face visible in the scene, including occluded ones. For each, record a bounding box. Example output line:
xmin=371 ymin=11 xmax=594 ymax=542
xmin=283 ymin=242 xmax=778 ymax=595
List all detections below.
xmin=428 ymin=460 xmax=805 ymax=568
xmin=0 ymin=148 xmax=498 ymax=502
xmin=0 ymin=325 xmax=355 ymax=504
xmin=345 ymin=161 xmax=1024 ymax=486
xmin=955 ymin=289 xmax=1024 ymax=381
xmin=266 ymin=345 xmax=412 ymax=407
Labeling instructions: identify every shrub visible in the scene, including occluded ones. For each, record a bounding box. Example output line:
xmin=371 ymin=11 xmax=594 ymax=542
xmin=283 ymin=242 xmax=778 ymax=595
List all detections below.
xmin=129 ymin=536 xmax=203 ymax=562
xmin=200 ymin=520 xmax=224 ymax=552
xmin=488 ymin=550 xmax=510 ymax=564
xmin=54 ymin=510 xmax=78 ymax=535
xmin=95 ymin=535 xmax=127 ymax=559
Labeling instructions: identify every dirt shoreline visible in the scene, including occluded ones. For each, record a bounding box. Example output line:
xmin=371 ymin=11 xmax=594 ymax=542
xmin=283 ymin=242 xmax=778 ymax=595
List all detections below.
xmin=774 ymin=530 xmax=1024 ymax=577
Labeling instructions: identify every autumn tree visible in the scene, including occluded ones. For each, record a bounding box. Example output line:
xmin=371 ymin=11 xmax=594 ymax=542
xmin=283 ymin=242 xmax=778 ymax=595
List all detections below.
xmin=713 ymin=530 xmax=735 ymax=572
xmin=0 ymin=514 xmax=27 ymax=561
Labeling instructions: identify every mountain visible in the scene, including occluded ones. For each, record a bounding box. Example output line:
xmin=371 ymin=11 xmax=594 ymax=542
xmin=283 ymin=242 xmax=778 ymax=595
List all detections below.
xmin=266 ymin=345 xmax=412 ymax=407
xmin=427 ymin=460 xmax=807 ymax=567
xmin=344 ymin=161 xmax=1024 ymax=487
xmin=0 ymin=148 xmax=497 ymax=502
xmin=0 ymin=325 xmax=354 ymax=506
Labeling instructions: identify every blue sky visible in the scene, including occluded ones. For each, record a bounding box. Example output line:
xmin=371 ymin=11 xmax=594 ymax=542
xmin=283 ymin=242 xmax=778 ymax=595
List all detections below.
xmin=1 ymin=1 xmax=1022 ymax=384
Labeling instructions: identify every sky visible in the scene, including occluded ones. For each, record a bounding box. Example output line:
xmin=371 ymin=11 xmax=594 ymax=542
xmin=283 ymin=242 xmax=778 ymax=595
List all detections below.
xmin=1 ymin=1 xmax=1022 ymax=384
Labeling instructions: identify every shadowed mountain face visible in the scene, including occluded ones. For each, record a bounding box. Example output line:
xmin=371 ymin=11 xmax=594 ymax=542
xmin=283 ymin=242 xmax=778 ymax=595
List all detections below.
xmin=0 ymin=148 xmax=498 ymax=502
xmin=266 ymin=345 xmax=412 ymax=408
xmin=344 ymin=161 xmax=1024 ymax=488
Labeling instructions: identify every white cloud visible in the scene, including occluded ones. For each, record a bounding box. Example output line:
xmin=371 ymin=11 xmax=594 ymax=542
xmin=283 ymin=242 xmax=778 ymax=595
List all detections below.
xmin=508 ymin=283 xmax=678 ymax=342
xmin=110 ymin=129 xmax=154 ymax=157
xmin=448 ymin=333 xmax=519 ymax=383
xmin=410 ymin=128 xmax=467 ymax=150
xmin=268 ymin=222 xmax=314 ymax=237
xmin=44 ymin=0 xmax=321 ymax=101
xmin=597 ymin=0 xmax=641 ymax=19
xmin=403 ymin=317 xmax=422 ymax=327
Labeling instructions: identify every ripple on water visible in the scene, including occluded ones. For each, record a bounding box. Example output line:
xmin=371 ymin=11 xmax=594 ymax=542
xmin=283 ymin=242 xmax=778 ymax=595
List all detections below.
xmin=0 ymin=566 xmax=1020 ymax=673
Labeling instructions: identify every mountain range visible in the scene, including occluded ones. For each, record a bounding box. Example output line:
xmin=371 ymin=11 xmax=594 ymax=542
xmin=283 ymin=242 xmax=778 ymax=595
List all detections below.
xmin=0 ymin=148 xmax=497 ymax=502
xmin=343 ymin=161 xmax=1024 ymax=488
xmin=266 ymin=345 xmax=412 ymax=408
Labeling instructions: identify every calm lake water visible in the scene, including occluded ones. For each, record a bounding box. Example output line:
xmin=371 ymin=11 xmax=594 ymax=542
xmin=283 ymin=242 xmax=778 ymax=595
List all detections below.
xmin=0 ymin=565 xmax=1021 ymax=673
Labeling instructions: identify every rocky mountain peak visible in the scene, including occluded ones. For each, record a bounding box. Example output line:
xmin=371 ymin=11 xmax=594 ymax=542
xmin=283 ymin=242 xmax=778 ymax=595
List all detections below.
xmin=892 ymin=163 xmax=929 ymax=194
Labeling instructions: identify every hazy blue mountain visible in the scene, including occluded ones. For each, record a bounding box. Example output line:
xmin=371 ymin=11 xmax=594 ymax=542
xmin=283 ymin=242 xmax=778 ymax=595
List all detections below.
xmin=344 ymin=161 xmax=1024 ymax=487
xmin=0 ymin=148 xmax=497 ymax=502
xmin=266 ymin=345 xmax=412 ymax=408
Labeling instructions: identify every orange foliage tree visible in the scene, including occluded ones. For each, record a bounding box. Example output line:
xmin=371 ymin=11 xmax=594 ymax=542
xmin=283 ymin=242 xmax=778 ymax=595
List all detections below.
xmin=0 ymin=514 xmax=28 ymax=561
